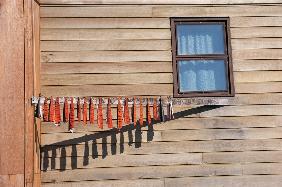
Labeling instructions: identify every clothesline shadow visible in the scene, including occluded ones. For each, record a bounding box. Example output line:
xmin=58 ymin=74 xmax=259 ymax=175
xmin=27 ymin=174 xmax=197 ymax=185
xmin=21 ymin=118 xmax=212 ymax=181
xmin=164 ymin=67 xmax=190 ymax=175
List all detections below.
xmin=41 ymin=105 xmax=223 ymax=172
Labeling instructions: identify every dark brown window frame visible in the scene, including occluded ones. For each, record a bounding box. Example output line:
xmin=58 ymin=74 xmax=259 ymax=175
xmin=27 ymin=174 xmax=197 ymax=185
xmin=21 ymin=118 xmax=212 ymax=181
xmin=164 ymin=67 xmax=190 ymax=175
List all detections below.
xmin=171 ymin=17 xmax=235 ymax=98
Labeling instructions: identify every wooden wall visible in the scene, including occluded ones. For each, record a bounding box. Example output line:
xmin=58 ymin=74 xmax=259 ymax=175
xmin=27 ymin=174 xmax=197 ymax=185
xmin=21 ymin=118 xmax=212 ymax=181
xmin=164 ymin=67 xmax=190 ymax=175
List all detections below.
xmin=40 ymin=2 xmax=282 ymax=187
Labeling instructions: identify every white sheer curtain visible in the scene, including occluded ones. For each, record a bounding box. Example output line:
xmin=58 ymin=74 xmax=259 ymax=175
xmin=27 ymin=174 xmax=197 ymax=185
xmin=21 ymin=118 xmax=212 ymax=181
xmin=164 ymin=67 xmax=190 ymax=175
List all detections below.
xmin=179 ymin=61 xmax=219 ymax=92
xmin=178 ymin=32 xmax=214 ymax=55
xmin=177 ymin=25 xmax=226 ymax=92
xmin=178 ymin=33 xmax=217 ymax=91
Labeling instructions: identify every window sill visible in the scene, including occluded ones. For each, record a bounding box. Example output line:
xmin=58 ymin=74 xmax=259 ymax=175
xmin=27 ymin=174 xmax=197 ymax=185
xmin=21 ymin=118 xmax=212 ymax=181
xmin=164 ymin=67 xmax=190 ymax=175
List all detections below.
xmin=172 ymin=96 xmax=237 ymax=106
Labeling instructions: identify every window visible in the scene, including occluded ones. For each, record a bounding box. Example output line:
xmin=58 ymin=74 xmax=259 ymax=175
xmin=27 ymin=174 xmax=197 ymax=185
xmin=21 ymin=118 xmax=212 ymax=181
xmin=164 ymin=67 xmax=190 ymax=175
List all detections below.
xmin=171 ymin=17 xmax=234 ymax=97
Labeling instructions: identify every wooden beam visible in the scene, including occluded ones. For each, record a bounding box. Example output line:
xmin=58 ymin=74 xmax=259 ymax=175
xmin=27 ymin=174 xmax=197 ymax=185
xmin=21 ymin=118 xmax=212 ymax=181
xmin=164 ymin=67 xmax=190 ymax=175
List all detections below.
xmin=32 ymin=1 xmax=41 ymax=187
xmin=24 ymin=0 xmax=35 ymax=186
xmin=38 ymin=0 xmax=282 ymax=5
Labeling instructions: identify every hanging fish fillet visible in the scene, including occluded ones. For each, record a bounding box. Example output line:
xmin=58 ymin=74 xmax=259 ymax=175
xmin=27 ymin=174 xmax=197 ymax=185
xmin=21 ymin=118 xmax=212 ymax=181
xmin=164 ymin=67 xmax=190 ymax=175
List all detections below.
xmin=139 ymin=97 xmax=144 ymax=126
xmin=117 ymin=97 xmax=123 ymax=129
xmin=89 ymin=97 xmax=95 ymax=124
xmin=77 ymin=97 xmax=81 ymax=123
xmin=69 ymin=97 xmax=75 ymax=133
xmin=63 ymin=97 xmax=69 ymax=122
xmin=146 ymin=98 xmax=152 ymax=125
xmin=43 ymin=97 xmax=49 ymax=122
xmin=55 ymin=97 xmax=61 ymax=125
xmin=124 ymin=97 xmax=130 ymax=124
xmin=83 ymin=98 xmax=87 ymax=125
xmin=98 ymin=98 xmax=103 ymax=129
xmin=107 ymin=98 xmax=113 ymax=128
xmin=132 ymin=97 xmax=137 ymax=126
xmin=49 ymin=96 xmax=55 ymax=123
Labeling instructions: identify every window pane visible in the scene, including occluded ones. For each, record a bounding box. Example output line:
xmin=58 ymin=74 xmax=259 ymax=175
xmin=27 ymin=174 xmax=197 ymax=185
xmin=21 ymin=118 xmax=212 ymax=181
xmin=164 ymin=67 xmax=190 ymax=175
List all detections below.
xmin=177 ymin=24 xmax=225 ymax=55
xmin=178 ymin=60 xmax=228 ymax=92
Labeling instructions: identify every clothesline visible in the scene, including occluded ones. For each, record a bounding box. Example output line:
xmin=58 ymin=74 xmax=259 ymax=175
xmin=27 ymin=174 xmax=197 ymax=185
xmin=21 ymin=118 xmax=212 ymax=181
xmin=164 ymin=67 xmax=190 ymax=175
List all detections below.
xmin=32 ymin=96 xmax=169 ymax=105
xmin=34 ymin=96 xmax=173 ymax=133
xmin=31 ymin=96 xmax=230 ymax=106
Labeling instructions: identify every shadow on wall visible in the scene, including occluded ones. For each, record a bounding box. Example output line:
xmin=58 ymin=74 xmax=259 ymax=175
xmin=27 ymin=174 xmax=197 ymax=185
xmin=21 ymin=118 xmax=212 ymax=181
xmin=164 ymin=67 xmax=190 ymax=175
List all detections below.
xmin=41 ymin=105 xmax=222 ymax=172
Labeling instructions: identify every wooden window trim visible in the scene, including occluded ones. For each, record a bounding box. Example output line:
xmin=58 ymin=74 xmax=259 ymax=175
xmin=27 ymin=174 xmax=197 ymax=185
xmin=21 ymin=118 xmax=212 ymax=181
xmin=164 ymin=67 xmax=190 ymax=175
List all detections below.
xmin=171 ymin=17 xmax=235 ymax=98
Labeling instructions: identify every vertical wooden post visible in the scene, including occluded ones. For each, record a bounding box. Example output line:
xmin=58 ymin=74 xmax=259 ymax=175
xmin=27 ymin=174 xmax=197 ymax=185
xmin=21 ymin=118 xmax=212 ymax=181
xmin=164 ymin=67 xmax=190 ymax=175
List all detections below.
xmin=25 ymin=0 xmax=41 ymax=186
xmin=32 ymin=2 xmax=41 ymax=186
xmin=0 ymin=0 xmax=26 ymax=186
xmin=25 ymin=0 xmax=35 ymax=186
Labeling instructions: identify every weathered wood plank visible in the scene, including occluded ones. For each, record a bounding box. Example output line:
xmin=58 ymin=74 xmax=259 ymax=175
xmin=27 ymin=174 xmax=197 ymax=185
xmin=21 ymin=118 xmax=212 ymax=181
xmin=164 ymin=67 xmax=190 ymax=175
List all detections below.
xmin=39 ymin=0 xmax=282 ymax=5
xmin=153 ymin=5 xmax=282 ymax=17
xmin=39 ymin=163 xmax=282 ymax=185
xmin=41 ymin=51 xmax=171 ymax=63
xmin=41 ymin=72 xmax=282 ymax=85
xmin=41 ymin=152 xmax=202 ymax=170
xmin=41 ymin=6 xmax=282 ymax=17
xmin=233 ymin=49 xmax=282 ymax=59
xmin=165 ymin=175 xmax=282 ymax=187
xmin=41 ymin=60 xmax=282 ymax=74
xmin=41 ymin=84 xmax=173 ymax=97
xmin=41 ymin=115 xmax=282 ymax=133
xmin=41 ymin=49 xmax=282 ymax=62
xmin=41 ymin=27 xmax=282 ymax=41
xmin=232 ymin=38 xmax=282 ymax=50
xmin=41 ymin=126 xmax=282 ymax=146
xmin=161 ymin=128 xmax=282 ymax=141
xmin=40 ymin=18 xmax=170 ymax=29
xmin=40 ymin=49 xmax=282 ymax=63
xmin=41 ymin=62 xmax=172 ymax=74
xmin=185 ymin=105 xmax=282 ymax=117
xmin=203 ymin=151 xmax=282 ymax=163
xmin=41 ymin=17 xmax=282 ymax=29
xmin=41 ymin=16 xmax=282 ymax=30
xmin=231 ymin=16 xmax=282 ymax=27
xmin=231 ymin=27 xmax=282 ymax=38
xmin=236 ymin=82 xmax=282 ymax=93
xmin=243 ymin=163 xmax=282 ymax=175
xmin=41 ymin=73 xmax=173 ymax=85
xmin=40 ymin=6 xmax=153 ymax=18
xmin=189 ymin=93 xmax=282 ymax=105
xmin=41 ymin=81 xmax=282 ymax=96
xmin=41 ymin=40 xmax=171 ymax=51
xmin=41 ymin=139 xmax=282 ymax=157
xmin=41 ymin=179 xmax=164 ymax=187
xmin=41 ymin=164 xmax=242 ymax=182
xmin=233 ymin=60 xmax=282 ymax=71
xmin=42 ymin=163 xmax=282 ymax=182
xmin=40 ymin=29 xmax=171 ymax=40
xmin=234 ymin=71 xmax=282 ymax=82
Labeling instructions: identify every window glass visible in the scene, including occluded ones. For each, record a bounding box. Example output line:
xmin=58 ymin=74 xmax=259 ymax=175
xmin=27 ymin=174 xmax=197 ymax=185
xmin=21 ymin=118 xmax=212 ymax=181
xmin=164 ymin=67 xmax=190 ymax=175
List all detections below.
xmin=178 ymin=60 xmax=227 ymax=92
xmin=177 ymin=24 xmax=225 ymax=55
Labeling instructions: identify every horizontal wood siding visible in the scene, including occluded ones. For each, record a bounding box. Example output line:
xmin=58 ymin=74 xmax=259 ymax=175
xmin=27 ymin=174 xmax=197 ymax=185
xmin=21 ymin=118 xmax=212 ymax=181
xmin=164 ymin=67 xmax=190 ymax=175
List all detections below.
xmin=38 ymin=0 xmax=282 ymax=5
xmin=40 ymin=3 xmax=282 ymax=187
